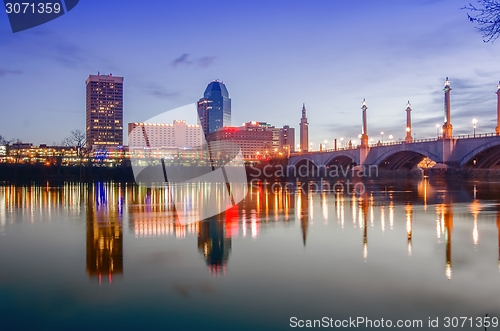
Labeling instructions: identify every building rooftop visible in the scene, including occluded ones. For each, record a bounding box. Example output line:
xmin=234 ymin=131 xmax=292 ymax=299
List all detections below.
xmin=204 ymin=80 xmax=229 ymax=98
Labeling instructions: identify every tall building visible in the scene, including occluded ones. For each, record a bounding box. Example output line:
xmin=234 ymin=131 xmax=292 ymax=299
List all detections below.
xmin=299 ymin=103 xmax=309 ymax=152
xmin=128 ymin=120 xmax=203 ymax=149
xmin=197 ymin=80 xmax=231 ymax=136
xmin=86 ymin=73 xmax=124 ymax=149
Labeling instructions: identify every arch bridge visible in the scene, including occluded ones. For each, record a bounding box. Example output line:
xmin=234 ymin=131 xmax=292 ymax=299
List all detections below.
xmin=288 ymin=134 xmax=500 ymax=172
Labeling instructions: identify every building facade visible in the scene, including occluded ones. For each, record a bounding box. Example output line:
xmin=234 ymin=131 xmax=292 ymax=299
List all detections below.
xmin=128 ymin=120 xmax=203 ymax=149
xmin=206 ymin=121 xmax=294 ymax=160
xmin=280 ymin=125 xmax=295 ymax=153
xmin=86 ymin=74 xmax=124 ymax=149
xmin=243 ymin=122 xmax=295 ymax=153
xmin=197 ymin=80 xmax=231 ymax=136
xmin=206 ymin=126 xmax=273 ymax=160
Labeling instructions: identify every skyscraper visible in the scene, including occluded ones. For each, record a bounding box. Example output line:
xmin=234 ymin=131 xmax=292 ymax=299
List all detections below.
xmin=197 ymin=80 xmax=231 ymax=136
xmin=299 ymin=103 xmax=309 ymax=152
xmin=86 ymin=74 xmax=124 ymax=149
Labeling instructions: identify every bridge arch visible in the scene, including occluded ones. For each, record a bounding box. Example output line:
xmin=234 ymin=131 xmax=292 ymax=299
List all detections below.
xmin=372 ymin=146 xmax=440 ymax=170
xmin=289 ymin=156 xmax=319 ymax=167
xmin=324 ymin=153 xmax=358 ymax=166
xmin=460 ymin=140 xmax=500 ymax=168
xmin=288 ymin=157 xmax=320 ymax=177
xmin=324 ymin=153 xmax=357 ymax=169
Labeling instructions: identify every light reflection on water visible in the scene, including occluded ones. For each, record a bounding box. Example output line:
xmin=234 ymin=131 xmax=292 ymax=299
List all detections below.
xmin=1 ymin=179 xmax=500 ymax=329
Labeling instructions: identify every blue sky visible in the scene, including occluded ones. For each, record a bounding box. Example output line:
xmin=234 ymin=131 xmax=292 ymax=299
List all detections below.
xmin=0 ymin=0 xmax=499 ymax=147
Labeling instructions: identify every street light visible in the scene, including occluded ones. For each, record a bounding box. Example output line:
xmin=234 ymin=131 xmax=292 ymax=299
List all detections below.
xmin=381 ymin=132 xmax=384 ymax=144
xmin=436 ymin=124 xmax=440 ymax=139
xmin=324 ymin=139 xmax=328 ymax=150
xmin=472 ymin=118 xmax=477 ymax=137
xmin=389 ymin=134 xmax=393 ymax=143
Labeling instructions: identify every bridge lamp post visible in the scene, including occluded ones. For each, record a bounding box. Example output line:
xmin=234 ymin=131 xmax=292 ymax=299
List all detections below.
xmin=381 ymin=132 xmax=384 ymax=144
xmin=389 ymin=134 xmax=393 ymax=143
xmin=324 ymin=140 xmax=328 ymax=150
xmin=472 ymin=118 xmax=477 ymax=138
xmin=340 ymin=137 xmax=344 ymax=148
xmin=436 ymin=124 xmax=440 ymax=139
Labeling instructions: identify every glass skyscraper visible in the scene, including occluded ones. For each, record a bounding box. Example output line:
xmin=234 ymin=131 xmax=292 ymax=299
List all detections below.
xmin=197 ymin=80 xmax=231 ymax=136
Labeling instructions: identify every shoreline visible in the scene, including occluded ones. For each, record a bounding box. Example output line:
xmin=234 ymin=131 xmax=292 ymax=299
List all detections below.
xmin=1 ymin=163 xmax=500 ymax=183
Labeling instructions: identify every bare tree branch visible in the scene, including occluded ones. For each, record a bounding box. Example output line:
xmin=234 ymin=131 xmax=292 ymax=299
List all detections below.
xmin=63 ymin=129 xmax=89 ymax=165
xmin=0 ymin=135 xmax=14 ymax=145
xmin=462 ymin=0 xmax=500 ymax=42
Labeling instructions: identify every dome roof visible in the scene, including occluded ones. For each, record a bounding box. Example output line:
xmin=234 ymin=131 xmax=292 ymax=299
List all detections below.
xmin=204 ymin=80 xmax=229 ymax=98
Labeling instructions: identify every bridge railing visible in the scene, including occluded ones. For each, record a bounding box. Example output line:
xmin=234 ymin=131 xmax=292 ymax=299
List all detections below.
xmin=291 ymin=133 xmax=499 ymax=155
xmin=454 ymin=132 xmax=497 ymax=139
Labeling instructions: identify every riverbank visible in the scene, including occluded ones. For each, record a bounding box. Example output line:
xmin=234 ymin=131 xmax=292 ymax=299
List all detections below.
xmin=1 ymin=163 xmax=500 ymax=183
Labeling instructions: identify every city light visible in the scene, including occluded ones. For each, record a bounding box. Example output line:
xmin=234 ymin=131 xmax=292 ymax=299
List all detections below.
xmin=473 ymin=118 xmax=477 ymax=137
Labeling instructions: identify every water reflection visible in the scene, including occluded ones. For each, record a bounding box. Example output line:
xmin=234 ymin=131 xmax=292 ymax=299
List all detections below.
xmin=1 ymin=178 xmax=500 ymax=282
xmin=197 ymin=215 xmax=232 ymax=276
xmin=86 ymin=183 xmax=123 ymax=284
xmin=406 ymin=204 xmax=412 ymax=256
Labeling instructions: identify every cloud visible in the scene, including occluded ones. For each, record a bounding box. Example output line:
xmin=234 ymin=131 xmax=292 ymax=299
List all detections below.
xmin=171 ymin=53 xmax=216 ymax=68
xmin=197 ymin=56 xmax=216 ymax=68
xmin=172 ymin=53 xmax=191 ymax=66
xmin=0 ymin=29 xmax=117 ymax=71
xmin=0 ymin=68 xmax=22 ymax=76
xmin=143 ymin=84 xmax=180 ymax=100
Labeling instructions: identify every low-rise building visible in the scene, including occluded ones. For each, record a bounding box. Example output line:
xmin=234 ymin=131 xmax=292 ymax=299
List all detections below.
xmin=128 ymin=120 xmax=203 ymax=149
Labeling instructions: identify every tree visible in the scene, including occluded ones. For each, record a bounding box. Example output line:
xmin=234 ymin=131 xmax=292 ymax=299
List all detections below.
xmin=0 ymin=135 xmax=12 ymax=145
xmin=63 ymin=129 xmax=88 ymax=178
xmin=463 ymin=1 xmax=500 ymax=42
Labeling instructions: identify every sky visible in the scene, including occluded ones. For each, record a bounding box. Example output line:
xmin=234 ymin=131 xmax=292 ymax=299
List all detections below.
xmin=0 ymin=0 xmax=500 ymax=148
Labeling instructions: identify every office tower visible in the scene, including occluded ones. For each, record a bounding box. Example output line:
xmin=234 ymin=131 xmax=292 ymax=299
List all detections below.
xmin=197 ymin=80 xmax=231 ymax=136
xmin=86 ymin=73 xmax=124 ymax=149
xmin=299 ymin=103 xmax=309 ymax=151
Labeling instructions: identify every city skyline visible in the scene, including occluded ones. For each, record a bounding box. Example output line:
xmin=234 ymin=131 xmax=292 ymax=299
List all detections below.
xmin=1 ymin=1 xmax=500 ymax=146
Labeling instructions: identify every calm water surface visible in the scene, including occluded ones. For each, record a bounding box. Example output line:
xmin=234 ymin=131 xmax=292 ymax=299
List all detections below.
xmin=1 ymin=179 xmax=500 ymax=330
